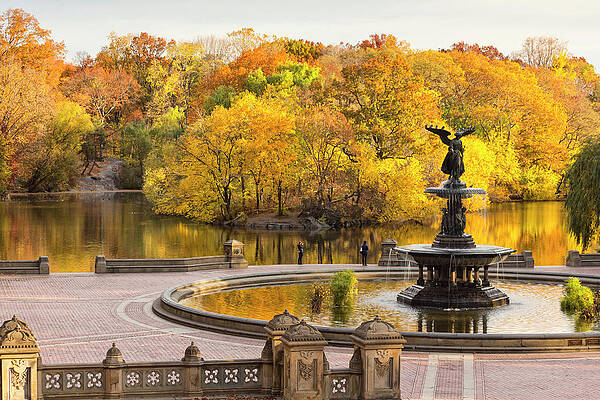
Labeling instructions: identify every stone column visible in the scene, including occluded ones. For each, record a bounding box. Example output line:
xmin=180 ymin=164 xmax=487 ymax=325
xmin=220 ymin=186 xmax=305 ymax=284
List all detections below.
xmin=281 ymin=321 xmax=327 ymax=400
xmin=482 ymin=265 xmax=490 ymax=287
xmin=102 ymin=343 xmax=124 ymax=399
xmin=223 ymin=240 xmax=249 ymax=269
xmin=0 ymin=315 xmax=40 ymax=400
xmin=95 ymin=255 xmax=107 ymax=273
xmin=473 ymin=267 xmax=481 ymax=285
xmin=350 ymin=316 xmax=406 ymax=400
xmin=378 ymin=239 xmax=398 ymax=266
xmin=417 ymin=265 xmax=424 ymax=286
xmin=38 ymin=256 xmax=49 ymax=274
xmin=263 ymin=310 xmax=300 ymax=395
xmin=182 ymin=342 xmax=203 ymax=397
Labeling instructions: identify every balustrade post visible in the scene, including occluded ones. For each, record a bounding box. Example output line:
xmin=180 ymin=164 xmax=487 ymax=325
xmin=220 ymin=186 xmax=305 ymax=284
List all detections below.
xmin=378 ymin=239 xmax=398 ymax=266
xmin=0 ymin=315 xmax=40 ymax=400
xmin=350 ymin=316 xmax=406 ymax=400
xmin=102 ymin=343 xmax=124 ymax=399
xmin=263 ymin=310 xmax=300 ymax=395
xmin=182 ymin=342 xmax=203 ymax=397
xmin=223 ymin=240 xmax=249 ymax=269
xmin=281 ymin=321 xmax=327 ymax=400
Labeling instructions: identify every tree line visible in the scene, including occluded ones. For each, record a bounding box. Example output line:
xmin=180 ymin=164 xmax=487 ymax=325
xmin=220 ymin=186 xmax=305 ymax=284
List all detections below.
xmin=1 ymin=9 xmax=599 ymax=226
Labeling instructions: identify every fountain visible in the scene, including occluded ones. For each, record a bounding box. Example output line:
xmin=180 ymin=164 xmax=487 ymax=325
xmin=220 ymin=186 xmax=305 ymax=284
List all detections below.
xmin=396 ymin=125 xmax=514 ymax=309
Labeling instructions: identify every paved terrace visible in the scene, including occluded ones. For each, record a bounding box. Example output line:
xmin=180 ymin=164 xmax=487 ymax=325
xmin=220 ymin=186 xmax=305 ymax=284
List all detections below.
xmin=2 ymin=264 xmax=600 ymax=400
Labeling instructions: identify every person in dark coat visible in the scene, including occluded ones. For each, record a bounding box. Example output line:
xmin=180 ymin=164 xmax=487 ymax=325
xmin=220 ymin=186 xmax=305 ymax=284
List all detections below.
xmin=297 ymin=241 xmax=304 ymax=265
xmin=360 ymin=240 xmax=369 ymax=266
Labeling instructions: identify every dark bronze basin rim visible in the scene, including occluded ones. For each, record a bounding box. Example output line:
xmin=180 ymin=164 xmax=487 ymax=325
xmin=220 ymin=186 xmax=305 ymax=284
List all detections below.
xmin=153 ymin=267 xmax=600 ymax=352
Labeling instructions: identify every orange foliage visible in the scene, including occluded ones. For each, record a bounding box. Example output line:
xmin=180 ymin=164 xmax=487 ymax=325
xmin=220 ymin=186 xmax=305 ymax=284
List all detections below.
xmin=0 ymin=8 xmax=65 ymax=85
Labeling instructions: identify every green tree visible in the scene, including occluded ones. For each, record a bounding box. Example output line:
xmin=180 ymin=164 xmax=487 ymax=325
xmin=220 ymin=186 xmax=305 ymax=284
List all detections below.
xmin=565 ymin=138 xmax=600 ymax=250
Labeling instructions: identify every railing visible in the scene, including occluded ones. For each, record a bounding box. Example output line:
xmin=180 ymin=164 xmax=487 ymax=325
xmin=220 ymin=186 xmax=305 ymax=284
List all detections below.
xmin=0 ymin=256 xmax=49 ymax=274
xmin=39 ymin=359 xmax=266 ymax=399
xmin=566 ymin=250 xmax=600 ymax=268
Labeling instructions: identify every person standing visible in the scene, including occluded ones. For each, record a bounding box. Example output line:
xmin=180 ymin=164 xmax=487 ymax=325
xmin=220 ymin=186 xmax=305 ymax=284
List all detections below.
xmin=360 ymin=240 xmax=369 ymax=266
xmin=297 ymin=241 xmax=304 ymax=265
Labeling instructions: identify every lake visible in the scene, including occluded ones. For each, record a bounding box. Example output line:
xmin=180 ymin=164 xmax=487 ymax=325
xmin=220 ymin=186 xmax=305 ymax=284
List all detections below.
xmin=0 ymin=193 xmax=589 ymax=272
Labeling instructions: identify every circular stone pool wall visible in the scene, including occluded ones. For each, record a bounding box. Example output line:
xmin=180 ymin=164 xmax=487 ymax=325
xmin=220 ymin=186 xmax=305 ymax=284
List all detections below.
xmin=153 ymin=267 xmax=600 ymax=352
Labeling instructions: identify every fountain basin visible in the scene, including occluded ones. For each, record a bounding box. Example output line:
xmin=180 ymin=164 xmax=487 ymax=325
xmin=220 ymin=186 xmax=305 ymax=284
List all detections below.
xmin=152 ymin=267 xmax=600 ymax=352
xmin=395 ymin=244 xmax=514 ymax=309
xmin=396 ymin=244 xmax=514 ymax=266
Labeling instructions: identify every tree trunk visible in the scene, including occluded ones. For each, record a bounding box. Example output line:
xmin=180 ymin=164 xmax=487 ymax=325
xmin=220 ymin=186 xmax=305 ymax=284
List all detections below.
xmin=277 ymin=180 xmax=283 ymax=216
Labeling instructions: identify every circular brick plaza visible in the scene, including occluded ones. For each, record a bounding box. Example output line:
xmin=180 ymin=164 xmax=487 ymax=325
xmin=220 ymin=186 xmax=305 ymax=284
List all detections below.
xmin=3 ymin=263 xmax=600 ymax=399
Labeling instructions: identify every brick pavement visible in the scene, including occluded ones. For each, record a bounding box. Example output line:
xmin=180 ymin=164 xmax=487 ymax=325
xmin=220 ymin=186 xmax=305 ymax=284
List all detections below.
xmin=2 ymin=264 xmax=600 ymax=399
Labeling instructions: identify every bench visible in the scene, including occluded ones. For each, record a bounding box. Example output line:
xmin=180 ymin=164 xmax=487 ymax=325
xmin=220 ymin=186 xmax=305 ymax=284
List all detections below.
xmin=0 ymin=256 xmax=50 ymax=274
xmin=566 ymin=251 xmax=600 ymax=268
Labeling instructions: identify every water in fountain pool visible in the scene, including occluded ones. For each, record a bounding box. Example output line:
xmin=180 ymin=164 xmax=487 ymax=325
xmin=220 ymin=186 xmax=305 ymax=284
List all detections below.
xmin=181 ymin=279 xmax=600 ymax=334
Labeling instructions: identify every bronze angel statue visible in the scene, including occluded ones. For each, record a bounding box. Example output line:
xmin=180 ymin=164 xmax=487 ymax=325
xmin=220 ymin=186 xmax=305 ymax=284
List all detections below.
xmin=425 ymin=125 xmax=476 ymax=182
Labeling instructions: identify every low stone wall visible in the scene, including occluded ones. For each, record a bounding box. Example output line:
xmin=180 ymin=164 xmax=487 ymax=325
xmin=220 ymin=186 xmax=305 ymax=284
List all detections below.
xmin=566 ymin=250 xmax=600 ymax=268
xmin=378 ymin=239 xmax=534 ymax=268
xmin=0 ymin=314 xmax=407 ymax=400
xmin=95 ymin=240 xmax=248 ymax=273
xmin=489 ymin=250 xmax=534 ymax=268
xmin=0 ymin=256 xmax=49 ymax=274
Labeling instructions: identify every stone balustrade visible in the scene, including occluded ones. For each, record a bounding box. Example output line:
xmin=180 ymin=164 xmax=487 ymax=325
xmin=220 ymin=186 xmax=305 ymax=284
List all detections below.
xmin=95 ymin=239 xmax=248 ymax=273
xmin=0 ymin=313 xmax=406 ymax=400
xmin=378 ymin=238 xmax=534 ymax=268
xmin=566 ymin=250 xmax=600 ymax=268
xmin=0 ymin=256 xmax=49 ymax=274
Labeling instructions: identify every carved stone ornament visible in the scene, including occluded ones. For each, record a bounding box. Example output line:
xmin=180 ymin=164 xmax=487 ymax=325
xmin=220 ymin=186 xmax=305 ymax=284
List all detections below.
xmin=10 ymin=359 xmax=28 ymax=390
xmin=182 ymin=341 xmax=203 ymax=362
xmin=374 ymin=357 xmax=390 ymax=377
xmin=282 ymin=321 xmax=325 ymax=343
xmin=300 ymin=351 xmax=313 ymax=360
xmin=352 ymin=316 xmax=404 ymax=342
xmin=103 ymin=342 xmax=124 ymax=365
xmin=266 ymin=310 xmax=300 ymax=332
xmin=298 ymin=360 xmax=312 ymax=381
xmin=0 ymin=315 xmax=39 ymax=351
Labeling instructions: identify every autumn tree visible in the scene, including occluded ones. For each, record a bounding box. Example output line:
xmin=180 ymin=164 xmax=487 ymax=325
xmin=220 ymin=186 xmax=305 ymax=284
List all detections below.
xmin=336 ymin=52 xmax=440 ymax=160
xmin=0 ymin=8 xmax=65 ymax=84
xmin=16 ymin=101 xmax=93 ymax=192
xmin=63 ymin=66 xmax=140 ymax=126
xmin=283 ymin=39 xmax=324 ymax=63
xmin=146 ymin=41 xmax=206 ymax=122
xmin=296 ymin=107 xmax=354 ymax=206
xmin=145 ymin=93 xmax=294 ymax=221
xmin=0 ymin=61 xmax=53 ymax=196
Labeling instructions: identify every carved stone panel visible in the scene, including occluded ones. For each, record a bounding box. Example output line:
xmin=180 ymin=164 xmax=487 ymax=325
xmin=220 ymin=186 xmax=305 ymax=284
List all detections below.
xmin=296 ymin=359 xmax=316 ymax=392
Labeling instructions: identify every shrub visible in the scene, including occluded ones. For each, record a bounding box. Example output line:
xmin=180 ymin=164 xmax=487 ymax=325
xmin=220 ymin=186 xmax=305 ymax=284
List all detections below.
xmin=560 ymin=277 xmax=594 ymax=313
xmin=330 ymin=270 xmax=358 ymax=305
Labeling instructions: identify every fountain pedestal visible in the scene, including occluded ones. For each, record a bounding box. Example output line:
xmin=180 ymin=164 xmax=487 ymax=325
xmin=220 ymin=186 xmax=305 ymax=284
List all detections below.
xmin=396 ymin=180 xmax=513 ymax=309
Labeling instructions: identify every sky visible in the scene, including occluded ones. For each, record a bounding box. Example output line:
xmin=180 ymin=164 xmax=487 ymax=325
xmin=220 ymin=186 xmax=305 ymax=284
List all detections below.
xmin=5 ymin=0 xmax=600 ymax=70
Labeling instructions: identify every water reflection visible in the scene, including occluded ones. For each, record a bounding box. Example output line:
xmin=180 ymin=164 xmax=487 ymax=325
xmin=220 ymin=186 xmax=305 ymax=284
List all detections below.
xmin=0 ymin=193 xmax=595 ymax=272
xmin=417 ymin=311 xmax=488 ymax=333
xmin=183 ymin=280 xmax=594 ymax=334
